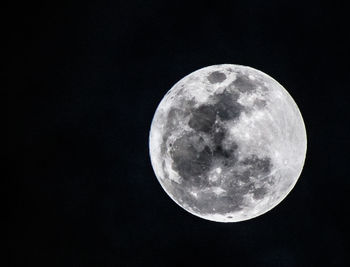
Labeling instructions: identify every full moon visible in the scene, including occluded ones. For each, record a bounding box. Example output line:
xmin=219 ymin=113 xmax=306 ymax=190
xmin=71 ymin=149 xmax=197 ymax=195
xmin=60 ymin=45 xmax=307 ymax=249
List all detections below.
xmin=149 ymin=64 xmax=307 ymax=222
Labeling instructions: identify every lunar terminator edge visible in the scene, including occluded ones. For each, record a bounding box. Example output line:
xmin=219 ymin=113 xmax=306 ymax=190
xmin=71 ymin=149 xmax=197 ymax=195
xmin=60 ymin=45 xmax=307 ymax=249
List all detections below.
xmin=149 ymin=64 xmax=307 ymax=222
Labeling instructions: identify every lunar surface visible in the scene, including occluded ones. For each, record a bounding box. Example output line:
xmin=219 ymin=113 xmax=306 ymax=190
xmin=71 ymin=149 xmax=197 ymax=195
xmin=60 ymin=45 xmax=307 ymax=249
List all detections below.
xmin=149 ymin=64 xmax=307 ymax=222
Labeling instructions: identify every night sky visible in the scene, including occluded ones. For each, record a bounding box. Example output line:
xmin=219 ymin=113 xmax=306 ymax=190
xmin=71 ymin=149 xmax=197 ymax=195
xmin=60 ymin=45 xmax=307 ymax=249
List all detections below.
xmin=8 ymin=1 xmax=349 ymax=266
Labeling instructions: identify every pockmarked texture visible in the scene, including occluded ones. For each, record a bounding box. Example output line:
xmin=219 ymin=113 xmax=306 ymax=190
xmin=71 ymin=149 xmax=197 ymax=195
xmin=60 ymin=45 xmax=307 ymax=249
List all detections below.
xmin=149 ymin=64 xmax=307 ymax=222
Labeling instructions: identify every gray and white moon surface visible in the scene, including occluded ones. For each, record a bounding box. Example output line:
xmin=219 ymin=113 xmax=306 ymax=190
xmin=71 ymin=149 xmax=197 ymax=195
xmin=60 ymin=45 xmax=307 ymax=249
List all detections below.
xmin=149 ymin=64 xmax=307 ymax=222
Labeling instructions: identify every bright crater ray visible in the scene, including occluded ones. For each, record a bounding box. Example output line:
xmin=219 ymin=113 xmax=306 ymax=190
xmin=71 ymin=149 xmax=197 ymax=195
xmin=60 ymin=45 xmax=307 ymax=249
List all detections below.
xmin=149 ymin=64 xmax=307 ymax=222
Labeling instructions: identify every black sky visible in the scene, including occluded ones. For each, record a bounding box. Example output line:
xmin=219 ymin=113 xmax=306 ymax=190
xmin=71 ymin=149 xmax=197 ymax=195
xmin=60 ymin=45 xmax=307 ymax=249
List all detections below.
xmin=8 ymin=0 xmax=349 ymax=266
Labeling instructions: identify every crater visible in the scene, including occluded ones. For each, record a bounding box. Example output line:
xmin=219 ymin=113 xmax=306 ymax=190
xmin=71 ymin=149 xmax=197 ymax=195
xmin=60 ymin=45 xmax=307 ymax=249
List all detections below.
xmin=254 ymin=98 xmax=267 ymax=108
xmin=170 ymin=132 xmax=212 ymax=187
xmin=241 ymin=154 xmax=272 ymax=176
xmin=253 ymin=187 xmax=267 ymax=200
xmin=233 ymin=74 xmax=257 ymax=93
xmin=212 ymin=126 xmax=238 ymax=163
xmin=188 ymin=105 xmax=216 ymax=133
xmin=214 ymin=90 xmax=243 ymax=121
xmin=207 ymin=71 xmax=226 ymax=84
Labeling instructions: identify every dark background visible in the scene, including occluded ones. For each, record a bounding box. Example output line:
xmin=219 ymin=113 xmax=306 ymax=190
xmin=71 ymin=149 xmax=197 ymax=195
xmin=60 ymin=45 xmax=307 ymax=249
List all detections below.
xmin=8 ymin=0 xmax=349 ymax=266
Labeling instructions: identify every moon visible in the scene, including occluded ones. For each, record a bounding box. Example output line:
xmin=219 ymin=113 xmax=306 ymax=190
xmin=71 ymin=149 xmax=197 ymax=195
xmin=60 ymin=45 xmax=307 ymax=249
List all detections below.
xmin=149 ymin=64 xmax=307 ymax=222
